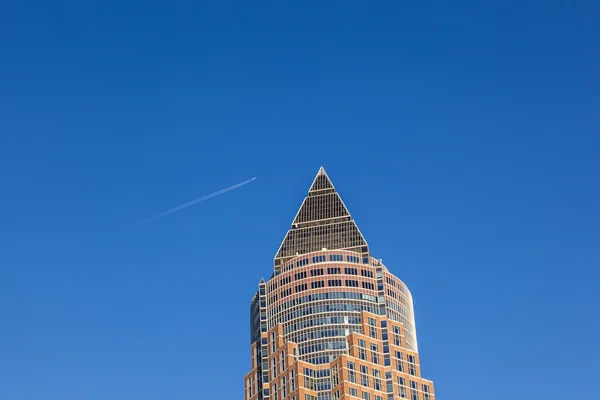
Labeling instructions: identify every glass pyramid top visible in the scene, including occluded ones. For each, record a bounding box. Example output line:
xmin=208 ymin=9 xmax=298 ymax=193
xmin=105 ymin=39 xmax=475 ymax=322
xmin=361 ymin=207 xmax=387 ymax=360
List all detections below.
xmin=274 ymin=167 xmax=369 ymax=271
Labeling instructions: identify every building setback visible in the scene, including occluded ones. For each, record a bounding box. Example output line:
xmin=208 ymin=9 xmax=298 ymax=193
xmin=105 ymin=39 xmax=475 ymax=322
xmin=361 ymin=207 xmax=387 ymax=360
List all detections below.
xmin=245 ymin=168 xmax=435 ymax=400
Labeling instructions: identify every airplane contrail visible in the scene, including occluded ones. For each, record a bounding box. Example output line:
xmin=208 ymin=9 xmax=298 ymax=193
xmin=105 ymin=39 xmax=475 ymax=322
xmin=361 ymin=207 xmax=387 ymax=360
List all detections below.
xmin=138 ymin=177 xmax=256 ymax=224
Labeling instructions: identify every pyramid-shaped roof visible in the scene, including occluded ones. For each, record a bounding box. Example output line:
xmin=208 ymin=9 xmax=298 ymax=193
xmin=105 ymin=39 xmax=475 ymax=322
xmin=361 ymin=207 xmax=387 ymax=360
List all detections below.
xmin=274 ymin=167 xmax=369 ymax=270
xmin=309 ymin=167 xmax=335 ymax=193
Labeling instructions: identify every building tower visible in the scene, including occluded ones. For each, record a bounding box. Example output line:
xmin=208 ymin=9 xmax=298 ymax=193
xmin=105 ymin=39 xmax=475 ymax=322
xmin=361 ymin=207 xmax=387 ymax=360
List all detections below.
xmin=245 ymin=168 xmax=435 ymax=400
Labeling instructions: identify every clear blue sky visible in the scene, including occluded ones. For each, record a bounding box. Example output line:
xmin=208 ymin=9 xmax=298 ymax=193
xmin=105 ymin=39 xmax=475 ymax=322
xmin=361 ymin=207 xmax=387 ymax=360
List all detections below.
xmin=0 ymin=1 xmax=598 ymax=399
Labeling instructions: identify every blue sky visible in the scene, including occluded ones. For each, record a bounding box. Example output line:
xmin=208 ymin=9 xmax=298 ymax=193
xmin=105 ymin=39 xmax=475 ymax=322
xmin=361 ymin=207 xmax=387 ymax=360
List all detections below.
xmin=0 ymin=1 xmax=598 ymax=399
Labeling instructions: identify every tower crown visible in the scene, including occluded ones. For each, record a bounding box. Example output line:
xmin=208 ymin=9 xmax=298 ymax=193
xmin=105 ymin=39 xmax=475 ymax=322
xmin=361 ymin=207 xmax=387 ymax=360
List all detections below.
xmin=274 ymin=167 xmax=369 ymax=271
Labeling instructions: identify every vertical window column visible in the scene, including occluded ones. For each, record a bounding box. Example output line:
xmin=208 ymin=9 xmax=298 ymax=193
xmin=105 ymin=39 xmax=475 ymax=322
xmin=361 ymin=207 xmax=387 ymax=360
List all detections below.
xmin=258 ymin=281 xmax=270 ymax=398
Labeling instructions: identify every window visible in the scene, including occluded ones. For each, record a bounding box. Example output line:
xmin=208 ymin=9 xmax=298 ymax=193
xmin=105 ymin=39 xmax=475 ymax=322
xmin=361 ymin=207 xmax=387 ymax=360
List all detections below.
xmin=398 ymin=378 xmax=407 ymax=398
xmin=282 ymin=376 xmax=287 ymax=397
xmin=346 ymin=255 xmax=359 ymax=263
xmin=369 ymin=326 xmax=378 ymax=339
xmin=345 ymin=279 xmax=359 ymax=287
xmin=312 ymin=255 xmax=326 ymax=263
xmin=350 ymin=388 xmax=358 ymax=396
xmin=295 ymin=283 xmax=308 ymax=293
xmin=311 ymin=280 xmax=325 ymax=289
xmin=310 ymin=268 xmax=324 ymax=277
xmin=348 ymin=362 xmax=356 ymax=383
xmin=359 ymin=347 xmax=367 ymax=361
xmin=384 ymin=354 xmax=391 ymax=366
xmin=296 ymin=258 xmax=309 ymax=267
xmin=281 ymin=352 xmax=286 ymax=371
xmin=328 ymin=279 xmax=342 ymax=287
xmin=372 ymin=369 xmax=381 ymax=391
xmin=422 ymin=384 xmax=430 ymax=393
xmin=395 ymin=351 xmax=405 ymax=371
xmin=368 ymin=318 xmax=377 ymax=326
xmin=332 ymin=365 xmax=340 ymax=387
xmin=344 ymin=267 xmax=358 ymax=275
xmin=362 ymin=282 xmax=374 ymax=290
xmin=394 ymin=334 xmax=402 ymax=346
xmin=407 ymin=355 xmax=416 ymax=376
xmin=362 ymin=392 xmax=371 ymax=400
xmin=291 ymin=369 xmax=296 ymax=390
xmin=294 ymin=271 xmax=307 ymax=280
xmin=408 ymin=364 xmax=416 ymax=376
xmin=358 ymin=339 xmax=366 ymax=348
xmin=246 ymin=377 xmax=253 ymax=399
xmin=361 ymin=269 xmax=374 ymax=278
xmin=399 ymin=387 xmax=407 ymax=398
xmin=329 ymin=254 xmax=343 ymax=261
xmin=360 ymin=365 xmax=369 ymax=387
xmin=396 ymin=359 xmax=405 ymax=372
xmin=279 ymin=276 xmax=291 ymax=286
xmin=371 ymin=344 xmax=379 ymax=364
xmin=327 ymin=267 xmax=341 ymax=274
xmin=283 ymin=262 xmax=294 ymax=272
xmin=349 ymin=370 xmax=356 ymax=383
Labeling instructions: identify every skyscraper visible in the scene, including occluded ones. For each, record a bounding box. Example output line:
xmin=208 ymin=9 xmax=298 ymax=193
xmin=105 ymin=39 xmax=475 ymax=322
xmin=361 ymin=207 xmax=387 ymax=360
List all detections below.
xmin=245 ymin=168 xmax=435 ymax=400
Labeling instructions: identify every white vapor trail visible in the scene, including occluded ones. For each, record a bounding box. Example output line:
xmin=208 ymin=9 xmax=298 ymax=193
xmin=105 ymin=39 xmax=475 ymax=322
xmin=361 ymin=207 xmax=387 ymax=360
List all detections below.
xmin=138 ymin=177 xmax=256 ymax=224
